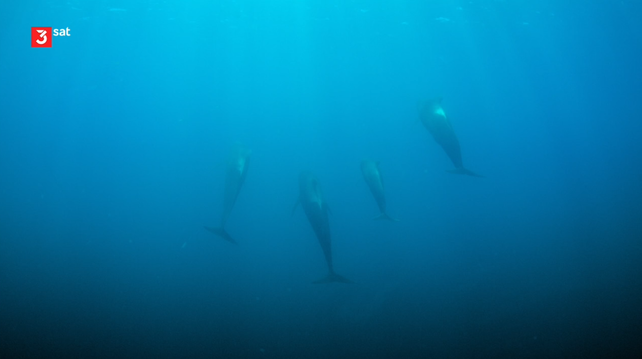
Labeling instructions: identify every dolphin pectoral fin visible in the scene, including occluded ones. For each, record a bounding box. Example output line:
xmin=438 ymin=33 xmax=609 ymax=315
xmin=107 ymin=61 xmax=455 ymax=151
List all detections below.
xmin=373 ymin=213 xmax=400 ymax=222
xmin=313 ymin=272 xmax=353 ymax=284
xmin=291 ymin=200 xmax=300 ymax=216
xmin=204 ymin=226 xmax=236 ymax=243
xmin=447 ymin=168 xmax=484 ymax=178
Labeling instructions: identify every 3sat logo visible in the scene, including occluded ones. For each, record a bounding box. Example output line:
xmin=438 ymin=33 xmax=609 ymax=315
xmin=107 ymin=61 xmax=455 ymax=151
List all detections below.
xmin=31 ymin=27 xmax=71 ymax=48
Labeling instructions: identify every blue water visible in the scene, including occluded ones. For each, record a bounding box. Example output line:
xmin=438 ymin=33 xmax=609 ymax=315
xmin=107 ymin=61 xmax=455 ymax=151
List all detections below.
xmin=1 ymin=1 xmax=641 ymax=358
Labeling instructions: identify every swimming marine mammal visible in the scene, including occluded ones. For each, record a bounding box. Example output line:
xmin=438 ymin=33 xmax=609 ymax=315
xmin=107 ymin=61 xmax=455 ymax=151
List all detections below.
xmin=418 ymin=98 xmax=482 ymax=177
xmin=360 ymin=160 xmax=399 ymax=221
xmin=293 ymin=171 xmax=352 ymax=284
xmin=205 ymin=143 xmax=251 ymax=243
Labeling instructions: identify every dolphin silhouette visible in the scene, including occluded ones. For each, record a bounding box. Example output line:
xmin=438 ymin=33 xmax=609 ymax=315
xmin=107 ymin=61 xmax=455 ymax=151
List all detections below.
xmin=293 ymin=171 xmax=352 ymax=284
xmin=205 ymin=143 xmax=251 ymax=243
xmin=418 ymin=98 xmax=482 ymax=177
xmin=361 ymin=160 xmax=399 ymax=221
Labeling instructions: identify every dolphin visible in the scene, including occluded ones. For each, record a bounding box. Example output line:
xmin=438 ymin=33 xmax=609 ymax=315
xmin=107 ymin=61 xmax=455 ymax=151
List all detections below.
xmin=293 ymin=171 xmax=352 ymax=284
xmin=418 ymin=98 xmax=482 ymax=177
xmin=360 ymin=160 xmax=399 ymax=221
xmin=205 ymin=143 xmax=251 ymax=243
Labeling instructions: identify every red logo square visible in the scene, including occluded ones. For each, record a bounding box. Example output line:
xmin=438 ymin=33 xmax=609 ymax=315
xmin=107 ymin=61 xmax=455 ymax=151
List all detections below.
xmin=32 ymin=27 xmax=52 ymax=47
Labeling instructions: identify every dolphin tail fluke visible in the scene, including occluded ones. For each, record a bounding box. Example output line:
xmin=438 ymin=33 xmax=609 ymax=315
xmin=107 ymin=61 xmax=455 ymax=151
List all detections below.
xmin=373 ymin=213 xmax=400 ymax=222
xmin=447 ymin=168 xmax=484 ymax=178
xmin=313 ymin=272 xmax=353 ymax=284
xmin=204 ymin=226 xmax=236 ymax=243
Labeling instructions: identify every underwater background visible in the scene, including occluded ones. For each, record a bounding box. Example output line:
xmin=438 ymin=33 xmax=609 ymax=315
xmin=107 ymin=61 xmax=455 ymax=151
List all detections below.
xmin=1 ymin=1 xmax=641 ymax=358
